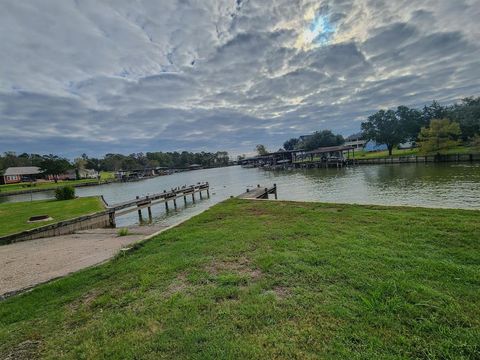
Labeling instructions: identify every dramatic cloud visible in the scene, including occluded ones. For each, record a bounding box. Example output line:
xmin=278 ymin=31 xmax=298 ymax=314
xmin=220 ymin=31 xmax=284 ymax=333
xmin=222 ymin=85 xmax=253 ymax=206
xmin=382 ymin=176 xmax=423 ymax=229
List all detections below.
xmin=1 ymin=0 xmax=480 ymax=156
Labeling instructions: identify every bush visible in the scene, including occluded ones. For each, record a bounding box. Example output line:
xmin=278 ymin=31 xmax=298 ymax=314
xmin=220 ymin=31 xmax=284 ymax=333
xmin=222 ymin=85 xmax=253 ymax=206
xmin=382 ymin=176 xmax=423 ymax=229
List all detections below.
xmin=117 ymin=228 xmax=129 ymax=236
xmin=55 ymin=186 xmax=76 ymax=201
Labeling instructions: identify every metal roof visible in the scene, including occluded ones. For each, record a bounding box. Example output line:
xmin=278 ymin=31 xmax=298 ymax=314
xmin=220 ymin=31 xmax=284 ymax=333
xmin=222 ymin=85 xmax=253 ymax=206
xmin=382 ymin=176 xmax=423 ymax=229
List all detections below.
xmin=3 ymin=166 xmax=42 ymax=176
xmin=304 ymin=145 xmax=356 ymax=155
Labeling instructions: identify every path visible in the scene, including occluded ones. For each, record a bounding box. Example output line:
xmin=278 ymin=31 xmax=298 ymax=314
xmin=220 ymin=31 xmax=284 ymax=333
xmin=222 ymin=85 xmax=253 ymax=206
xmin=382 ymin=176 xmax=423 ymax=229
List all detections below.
xmin=0 ymin=225 xmax=167 ymax=298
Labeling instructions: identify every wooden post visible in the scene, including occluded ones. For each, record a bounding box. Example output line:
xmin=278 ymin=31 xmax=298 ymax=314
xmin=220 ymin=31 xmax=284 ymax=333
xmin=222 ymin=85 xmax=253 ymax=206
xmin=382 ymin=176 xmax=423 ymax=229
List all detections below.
xmin=108 ymin=211 xmax=116 ymax=228
xmin=207 ymin=188 xmax=210 ymax=198
xmin=165 ymin=200 xmax=169 ymax=212
xmin=184 ymin=195 xmax=187 ymax=206
xmin=274 ymin=184 xmax=278 ymax=200
xmin=200 ymin=191 xmax=203 ymax=200
xmin=136 ymin=196 xmax=143 ymax=222
xmin=192 ymin=193 xmax=195 ymax=203
xmin=173 ymin=198 xmax=177 ymax=210
xmin=148 ymin=206 xmax=152 ymax=221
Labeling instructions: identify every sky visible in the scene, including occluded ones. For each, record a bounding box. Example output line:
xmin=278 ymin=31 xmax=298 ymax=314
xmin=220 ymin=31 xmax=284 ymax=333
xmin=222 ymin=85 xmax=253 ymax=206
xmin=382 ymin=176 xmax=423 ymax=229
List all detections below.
xmin=1 ymin=0 xmax=480 ymax=157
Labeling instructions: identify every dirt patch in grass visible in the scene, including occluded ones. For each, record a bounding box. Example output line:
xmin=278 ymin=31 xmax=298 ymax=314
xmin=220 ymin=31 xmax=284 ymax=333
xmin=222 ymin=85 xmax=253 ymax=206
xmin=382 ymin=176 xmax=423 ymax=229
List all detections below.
xmin=68 ymin=289 xmax=102 ymax=311
xmin=164 ymin=272 xmax=189 ymax=297
xmin=246 ymin=207 xmax=269 ymax=216
xmin=3 ymin=340 xmax=41 ymax=360
xmin=206 ymin=257 xmax=262 ymax=280
xmin=272 ymin=286 xmax=291 ymax=299
xmin=316 ymin=207 xmax=343 ymax=213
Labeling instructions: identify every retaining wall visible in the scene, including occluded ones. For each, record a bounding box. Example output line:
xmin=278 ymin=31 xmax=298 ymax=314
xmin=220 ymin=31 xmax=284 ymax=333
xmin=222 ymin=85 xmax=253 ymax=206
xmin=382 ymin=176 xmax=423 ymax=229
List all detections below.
xmin=0 ymin=211 xmax=112 ymax=245
xmin=355 ymin=153 xmax=480 ymax=165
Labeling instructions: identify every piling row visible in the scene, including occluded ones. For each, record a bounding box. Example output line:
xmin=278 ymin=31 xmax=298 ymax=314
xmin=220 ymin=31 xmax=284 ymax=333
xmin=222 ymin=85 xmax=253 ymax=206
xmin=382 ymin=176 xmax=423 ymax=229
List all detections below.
xmin=107 ymin=183 xmax=210 ymax=225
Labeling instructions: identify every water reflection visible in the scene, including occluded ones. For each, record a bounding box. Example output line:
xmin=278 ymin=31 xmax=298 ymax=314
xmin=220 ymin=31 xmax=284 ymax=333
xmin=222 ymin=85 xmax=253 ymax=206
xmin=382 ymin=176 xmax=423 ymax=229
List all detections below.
xmin=1 ymin=163 xmax=479 ymax=226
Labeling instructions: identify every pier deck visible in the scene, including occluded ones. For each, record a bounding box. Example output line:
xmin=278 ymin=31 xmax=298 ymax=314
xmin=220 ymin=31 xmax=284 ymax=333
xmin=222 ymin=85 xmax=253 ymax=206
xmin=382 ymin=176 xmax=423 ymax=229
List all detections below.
xmin=106 ymin=183 xmax=210 ymax=225
xmin=238 ymin=184 xmax=277 ymax=199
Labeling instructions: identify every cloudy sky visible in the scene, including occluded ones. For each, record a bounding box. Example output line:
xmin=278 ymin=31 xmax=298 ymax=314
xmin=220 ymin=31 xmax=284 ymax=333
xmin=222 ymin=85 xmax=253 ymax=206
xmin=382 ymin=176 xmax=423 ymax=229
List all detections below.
xmin=1 ymin=0 xmax=480 ymax=157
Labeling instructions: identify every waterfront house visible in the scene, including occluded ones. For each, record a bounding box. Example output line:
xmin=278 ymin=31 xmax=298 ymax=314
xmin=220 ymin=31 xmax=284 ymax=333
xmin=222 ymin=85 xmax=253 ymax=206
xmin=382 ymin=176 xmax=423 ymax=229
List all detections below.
xmin=345 ymin=133 xmax=367 ymax=150
xmin=77 ymin=168 xmax=99 ymax=179
xmin=1 ymin=166 xmax=43 ymax=184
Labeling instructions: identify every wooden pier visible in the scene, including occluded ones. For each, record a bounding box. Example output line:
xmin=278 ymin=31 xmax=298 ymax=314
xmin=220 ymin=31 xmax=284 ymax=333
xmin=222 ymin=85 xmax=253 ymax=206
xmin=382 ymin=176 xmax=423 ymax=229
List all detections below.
xmin=105 ymin=183 xmax=210 ymax=226
xmin=238 ymin=184 xmax=278 ymax=200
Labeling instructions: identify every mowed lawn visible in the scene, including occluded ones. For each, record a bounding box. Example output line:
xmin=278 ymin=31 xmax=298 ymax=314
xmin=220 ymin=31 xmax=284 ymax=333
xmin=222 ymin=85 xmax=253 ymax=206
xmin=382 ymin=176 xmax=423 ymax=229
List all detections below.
xmin=0 ymin=199 xmax=479 ymax=359
xmin=0 ymin=197 xmax=105 ymax=237
xmin=354 ymin=145 xmax=476 ymax=159
xmin=0 ymin=179 xmax=97 ymax=194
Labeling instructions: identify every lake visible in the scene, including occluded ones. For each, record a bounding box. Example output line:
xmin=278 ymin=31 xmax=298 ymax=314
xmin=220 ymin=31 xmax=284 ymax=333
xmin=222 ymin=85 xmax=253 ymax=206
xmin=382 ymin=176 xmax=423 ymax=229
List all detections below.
xmin=2 ymin=163 xmax=479 ymax=226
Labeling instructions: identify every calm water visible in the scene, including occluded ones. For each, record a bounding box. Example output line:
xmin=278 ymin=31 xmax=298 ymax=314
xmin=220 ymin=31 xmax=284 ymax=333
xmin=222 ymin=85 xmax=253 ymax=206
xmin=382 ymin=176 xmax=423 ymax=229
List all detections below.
xmin=2 ymin=163 xmax=479 ymax=226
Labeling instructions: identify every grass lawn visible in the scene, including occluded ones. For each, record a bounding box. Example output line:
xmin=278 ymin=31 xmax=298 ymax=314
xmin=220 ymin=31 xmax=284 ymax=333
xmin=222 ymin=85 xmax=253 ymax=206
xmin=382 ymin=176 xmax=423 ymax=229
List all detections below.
xmin=0 ymin=197 xmax=105 ymax=237
xmin=99 ymin=171 xmax=115 ymax=181
xmin=0 ymin=179 xmax=99 ymax=194
xmin=0 ymin=199 xmax=479 ymax=359
xmin=354 ymin=145 xmax=476 ymax=159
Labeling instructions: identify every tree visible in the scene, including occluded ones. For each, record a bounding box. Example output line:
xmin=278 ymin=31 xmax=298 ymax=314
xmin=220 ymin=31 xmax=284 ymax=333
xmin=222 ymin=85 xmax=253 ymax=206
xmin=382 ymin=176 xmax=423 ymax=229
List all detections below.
xmin=40 ymin=155 xmax=72 ymax=182
xmin=283 ymin=138 xmax=299 ymax=151
xmin=423 ymin=101 xmax=449 ymax=123
xmin=418 ymin=119 xmax=461 ymax=154
xmin=256 ymin=144 xmax=268 ymax=156
xmin=361 ymin=110 xmax=407 ymax=156
xmin=74 ymin=157 xmax=88 ymax=180
xmin=471 ymin=134 xmax=480 ymax=151
xmin=299 ymin=130 xmax=344 ymax=151
xmin=396 ymin=106 xmax=425 ymax=141
xmin=450 ymin=97 xmax=480 ymax=140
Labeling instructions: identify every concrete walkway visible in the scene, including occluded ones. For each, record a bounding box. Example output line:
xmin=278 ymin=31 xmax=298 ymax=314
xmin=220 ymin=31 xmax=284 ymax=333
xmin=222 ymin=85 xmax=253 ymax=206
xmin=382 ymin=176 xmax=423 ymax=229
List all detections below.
xmin=0 ymin=225 xmax=167 ymax=298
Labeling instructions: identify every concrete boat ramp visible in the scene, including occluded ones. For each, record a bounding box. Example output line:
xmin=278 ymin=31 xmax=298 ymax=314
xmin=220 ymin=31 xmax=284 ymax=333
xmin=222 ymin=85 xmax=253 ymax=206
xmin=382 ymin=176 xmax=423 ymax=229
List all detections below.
xmin=0 ymin=225 xmax=168 ymax=299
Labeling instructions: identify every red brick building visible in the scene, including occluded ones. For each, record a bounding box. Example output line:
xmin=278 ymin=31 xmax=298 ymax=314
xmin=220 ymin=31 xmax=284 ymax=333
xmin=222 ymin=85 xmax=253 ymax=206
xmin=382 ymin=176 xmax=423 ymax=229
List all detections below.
xmin=1 ymin=166 xmax=43 ymax=184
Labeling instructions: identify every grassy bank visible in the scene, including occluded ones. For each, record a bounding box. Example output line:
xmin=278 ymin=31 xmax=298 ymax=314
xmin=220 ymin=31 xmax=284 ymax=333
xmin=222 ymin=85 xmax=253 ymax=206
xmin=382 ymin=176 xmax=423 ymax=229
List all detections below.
xmin=354 ymin=145 xmax=476 ymax=159
xmin=0 ymin=172 xmax=115 ymax=195
xmin=1 ymin=199 xmax=479 ymax=358
xmin=0 ymin=197 xmax=105 ymax=237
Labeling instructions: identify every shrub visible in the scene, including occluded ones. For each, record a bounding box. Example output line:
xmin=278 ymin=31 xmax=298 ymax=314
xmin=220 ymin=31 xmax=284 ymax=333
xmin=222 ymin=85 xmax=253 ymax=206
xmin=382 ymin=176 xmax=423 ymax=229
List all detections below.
xmin=55 ymin=186 xmax=76 ymax=201
xmin=117 ymin=228 xmax=129 ymax=236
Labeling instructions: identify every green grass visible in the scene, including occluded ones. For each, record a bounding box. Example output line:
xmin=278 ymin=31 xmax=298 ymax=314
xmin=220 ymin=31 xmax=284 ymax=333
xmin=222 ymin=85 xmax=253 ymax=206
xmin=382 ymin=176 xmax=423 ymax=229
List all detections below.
xmin=0 ymin=172 xmax=116 ymax=195
xmin=117 ymin=228 xmax=130 ymax=237
xmin=99 ymin=171 xmax=115 ymax=181
xmin=0 ymin=197 xmax=105 ymax=237
xmin=354 ymin=145 xmax=476 ymax=159
xmin=0 ymin=199 xmax=479 ymax=359
xmin=0 ymin=179 xmax=98 ymax=194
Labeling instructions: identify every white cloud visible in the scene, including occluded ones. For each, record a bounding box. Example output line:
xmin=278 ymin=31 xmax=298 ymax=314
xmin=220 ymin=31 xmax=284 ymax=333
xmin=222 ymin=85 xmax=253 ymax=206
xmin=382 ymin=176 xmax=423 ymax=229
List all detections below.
xmin=1 ymin=0 xmax=480 ymax=156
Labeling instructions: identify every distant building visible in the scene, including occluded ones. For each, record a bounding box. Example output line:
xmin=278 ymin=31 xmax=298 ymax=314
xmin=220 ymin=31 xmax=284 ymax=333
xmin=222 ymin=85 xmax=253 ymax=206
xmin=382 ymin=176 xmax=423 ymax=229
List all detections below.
xmin=1 ymin=166 xmax=43 ymax=184
xmin=345 ymin=132 xmax=367 ymax=150
xmin=78 ymin=168 xmax=99 ymax=179
xmin=58 ymin=168 xmax=98 ymax=180
xmin=298 ymin=134 xmax=313 ymax=142
xmin=363 ymin=141 xmax=388 ymax=152
xmin=398 ymin=142 xmax=415 ymax=150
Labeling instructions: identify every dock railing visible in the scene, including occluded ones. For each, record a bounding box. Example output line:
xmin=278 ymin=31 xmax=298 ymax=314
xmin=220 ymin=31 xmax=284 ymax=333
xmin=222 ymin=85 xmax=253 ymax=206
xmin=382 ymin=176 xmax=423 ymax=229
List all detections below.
xmin=106 ymin=182 xmax=210 ymax=225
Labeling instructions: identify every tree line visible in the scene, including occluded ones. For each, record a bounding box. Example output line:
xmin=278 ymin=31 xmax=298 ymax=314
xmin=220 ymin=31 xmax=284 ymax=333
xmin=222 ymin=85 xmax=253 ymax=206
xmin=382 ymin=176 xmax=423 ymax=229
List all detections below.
xmin=271 ymin=97 xmax=479 ymax=156
xmin=0 ymin=151 xmax=231 ymax=175
xmin=361 ymin=97 xmax=480 ymax=155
